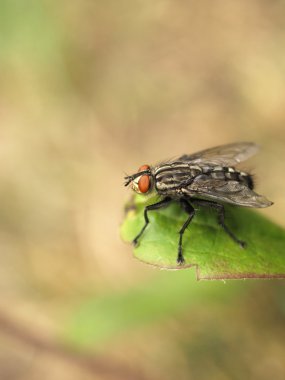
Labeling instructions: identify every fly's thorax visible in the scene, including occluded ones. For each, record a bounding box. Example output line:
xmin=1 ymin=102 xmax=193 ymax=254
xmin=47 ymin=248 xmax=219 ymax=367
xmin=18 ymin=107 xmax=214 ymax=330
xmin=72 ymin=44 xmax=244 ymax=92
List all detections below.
xmin=154 ymin=163 xmax=203 ymax=194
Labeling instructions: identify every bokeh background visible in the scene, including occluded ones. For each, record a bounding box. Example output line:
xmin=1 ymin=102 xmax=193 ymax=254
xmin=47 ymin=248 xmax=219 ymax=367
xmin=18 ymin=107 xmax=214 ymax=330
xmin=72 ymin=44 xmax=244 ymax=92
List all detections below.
xmin=1 ymin=1 xmax=285 ymax=379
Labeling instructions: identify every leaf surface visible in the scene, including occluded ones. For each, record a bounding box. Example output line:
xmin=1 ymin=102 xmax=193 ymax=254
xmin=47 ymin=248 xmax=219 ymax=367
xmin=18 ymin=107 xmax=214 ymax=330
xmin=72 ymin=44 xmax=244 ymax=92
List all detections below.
xmin=121 ymin=194 xmax=285 ymax=280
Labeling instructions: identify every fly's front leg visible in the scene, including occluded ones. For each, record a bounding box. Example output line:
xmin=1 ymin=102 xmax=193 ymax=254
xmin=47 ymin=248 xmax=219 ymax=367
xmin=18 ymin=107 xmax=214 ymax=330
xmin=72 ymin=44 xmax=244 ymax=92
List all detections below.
xmin=178 ymin=199 xmax=195 ymax=265
xmin=133 ymin=197 xmax=172 ymax=246
xmin=191 ymin=199 xmax=246 ymax=248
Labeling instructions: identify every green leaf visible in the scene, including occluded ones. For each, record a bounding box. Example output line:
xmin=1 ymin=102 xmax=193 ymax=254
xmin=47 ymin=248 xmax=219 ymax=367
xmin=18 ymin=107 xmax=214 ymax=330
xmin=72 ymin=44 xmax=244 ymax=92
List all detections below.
xmin=121 ymin=194 xmax=285 ymax=280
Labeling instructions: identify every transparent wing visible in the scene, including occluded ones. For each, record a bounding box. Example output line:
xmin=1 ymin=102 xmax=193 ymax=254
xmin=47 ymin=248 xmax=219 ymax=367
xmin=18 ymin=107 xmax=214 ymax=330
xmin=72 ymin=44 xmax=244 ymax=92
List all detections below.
xmin=183 ymin=176 xmax=273 ymax=208
xmin=177 ymin=142 xmax=259 ymax=166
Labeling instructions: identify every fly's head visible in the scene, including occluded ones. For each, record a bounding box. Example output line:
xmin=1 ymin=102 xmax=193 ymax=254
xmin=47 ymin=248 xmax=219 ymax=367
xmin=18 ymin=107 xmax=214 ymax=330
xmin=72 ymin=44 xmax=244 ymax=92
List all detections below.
xmin=124 ymin=165 xmax=154 ymax=195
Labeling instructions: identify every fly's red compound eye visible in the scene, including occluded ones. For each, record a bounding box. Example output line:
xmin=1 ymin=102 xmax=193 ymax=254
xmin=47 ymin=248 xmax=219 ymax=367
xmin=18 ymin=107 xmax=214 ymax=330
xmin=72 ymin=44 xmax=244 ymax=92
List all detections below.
xmin=138 ymin=175 xmax=150 ymax=193
xmin=137 ymin=165 xmax=150 ymax=193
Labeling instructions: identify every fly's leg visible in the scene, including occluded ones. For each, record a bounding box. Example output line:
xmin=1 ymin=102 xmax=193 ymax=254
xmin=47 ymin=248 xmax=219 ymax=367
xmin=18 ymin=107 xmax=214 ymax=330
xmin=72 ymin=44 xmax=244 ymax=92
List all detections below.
xmin=191 ymin=199 xmax=246 ymax=248
xmin=133 ymin=197 xmax=172 ymax=246
xmin=177 ymin=199 xmax=195 ymax=265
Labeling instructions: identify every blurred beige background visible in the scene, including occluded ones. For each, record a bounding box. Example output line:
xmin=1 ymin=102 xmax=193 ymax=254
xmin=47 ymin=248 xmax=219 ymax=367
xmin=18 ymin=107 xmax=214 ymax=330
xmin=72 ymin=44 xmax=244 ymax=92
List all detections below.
xmin=0 ymin=1 xmax=285 ymax=379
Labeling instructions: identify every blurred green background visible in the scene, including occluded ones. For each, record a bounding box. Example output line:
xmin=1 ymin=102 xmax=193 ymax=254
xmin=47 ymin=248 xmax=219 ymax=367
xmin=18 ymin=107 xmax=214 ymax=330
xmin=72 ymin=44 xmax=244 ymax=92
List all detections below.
xmin=0 ymin=1 xmax=285 ymax=379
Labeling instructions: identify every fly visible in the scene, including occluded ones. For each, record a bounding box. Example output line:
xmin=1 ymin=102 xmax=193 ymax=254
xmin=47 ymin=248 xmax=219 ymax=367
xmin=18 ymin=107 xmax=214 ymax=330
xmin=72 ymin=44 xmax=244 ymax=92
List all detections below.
xmin=124 ymin=142 xmax=273 ymax=265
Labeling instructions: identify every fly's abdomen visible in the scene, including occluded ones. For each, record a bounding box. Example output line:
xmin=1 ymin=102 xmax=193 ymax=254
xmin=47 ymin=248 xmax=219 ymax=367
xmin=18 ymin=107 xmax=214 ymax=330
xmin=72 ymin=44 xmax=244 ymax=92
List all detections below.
xmin=221 ymin=167 xmax=254 ymax=190
xmin=205 ymin=166 xmax=254 ymax=189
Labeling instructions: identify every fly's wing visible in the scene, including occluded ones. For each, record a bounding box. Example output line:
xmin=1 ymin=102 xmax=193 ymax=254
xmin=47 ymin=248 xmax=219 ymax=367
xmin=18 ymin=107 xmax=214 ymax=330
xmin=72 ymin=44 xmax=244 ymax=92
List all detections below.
xmin=177 ymin=142 xmax=259 ymax=166
xmin=184 ymin=176 xmax=273 ymax=208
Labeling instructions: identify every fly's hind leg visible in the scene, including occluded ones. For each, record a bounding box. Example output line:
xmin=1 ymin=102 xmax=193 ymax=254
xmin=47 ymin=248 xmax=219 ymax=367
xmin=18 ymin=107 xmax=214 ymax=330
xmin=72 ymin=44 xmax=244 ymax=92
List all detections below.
xmin=191 ymin=199 xmax=246 ymax=248
xmin=133 ymin=197 xmax=172 ymax=246
xmin=178 ymin=199 xmax=195 ymax=265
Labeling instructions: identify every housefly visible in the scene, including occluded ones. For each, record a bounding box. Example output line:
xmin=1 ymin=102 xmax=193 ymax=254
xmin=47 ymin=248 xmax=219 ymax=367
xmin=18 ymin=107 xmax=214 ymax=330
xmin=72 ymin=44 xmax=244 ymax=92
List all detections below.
xmin=124 ymin=142 xmax=273 ymax=265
